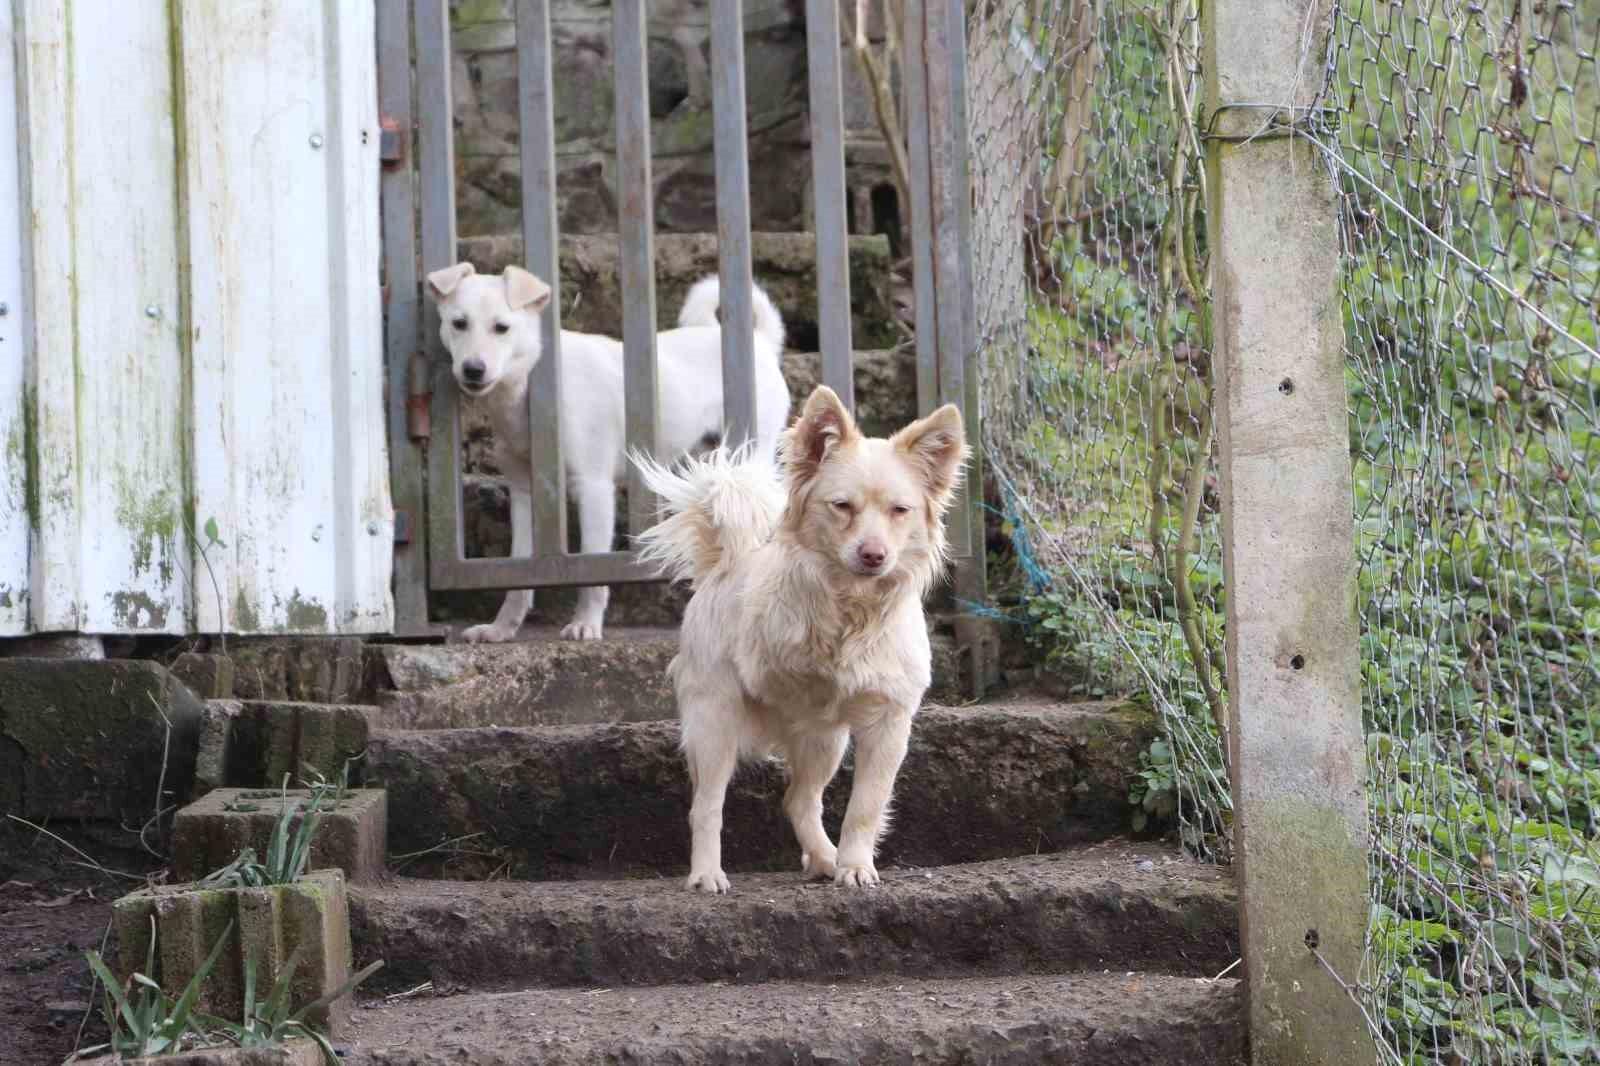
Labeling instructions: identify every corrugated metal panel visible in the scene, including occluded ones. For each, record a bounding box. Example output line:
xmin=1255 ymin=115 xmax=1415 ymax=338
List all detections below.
xmin=1 ymin=0 xmax=391 ymax=636
xmin=0 ymin=0 xmax=26 ymax=634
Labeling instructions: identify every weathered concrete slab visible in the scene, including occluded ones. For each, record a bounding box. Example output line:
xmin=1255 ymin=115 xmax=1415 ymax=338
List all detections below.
xmin=368 ymin=698 xmax=1156 ymax=878
xmin=351 ymin=843 xmax=1235 ymax=991
xmin=340 ymin=972 xmax=1246 ymax=1066
xmin=114 ymin=869 xmax=353 ymax=1036
xmin=0 ymin=659 xmax=203 ymax=823
xmin=169 ymin=652 xmax=236 ymax=699
xmin=173 ymin=788 xmax=387 ymax=885
xmin=192 ymin=700 xmax=375 ymax=796
xmin=366 ymin=630 xmax=677 ymax=728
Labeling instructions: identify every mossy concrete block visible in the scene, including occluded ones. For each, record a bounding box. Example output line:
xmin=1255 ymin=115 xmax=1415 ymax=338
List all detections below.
xmin=0 ymin=659 xmax=203 ymax=822
xmin=192 ymin=700 xmax=375 ymax=796
xmin=114 ymin=869 xmax=353 ymax=1036
xmin=227 ymin=638 xmax=365 ymax=703
xmin=170 ymin=653 xmax=236 ymax=699
xmin=173 ymin=788 xmax=387 ymax=885
xmin=118 ymin=1041 xmax=322 ymax=1065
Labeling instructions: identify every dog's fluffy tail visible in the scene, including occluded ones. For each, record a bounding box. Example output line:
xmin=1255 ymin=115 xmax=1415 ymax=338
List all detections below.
xmin=631 ymin=446 xmax=785 ymax=586
xmin=677 ymin=276 xmax=786 ymax=351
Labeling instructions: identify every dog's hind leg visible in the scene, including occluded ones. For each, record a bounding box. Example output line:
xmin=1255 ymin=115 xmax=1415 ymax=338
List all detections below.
xmin=784 ymin=729 xmax=848 ymax=880
xmin=682 ymin=713 xmax=739 ymax=894
xmin=562 ymin=476 xmax=614 ymax=640
xmin=463 ymin=482 xmax=534 ymax=643
xmin=834 ymin=708 xmax=914 ymax=887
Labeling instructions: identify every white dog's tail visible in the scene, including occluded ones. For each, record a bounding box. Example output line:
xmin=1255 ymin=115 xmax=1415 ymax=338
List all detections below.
xmin=631 ymin=447 xmax=785 ymax=586
xmin=677 ymin=276 xmax=786 ymax=351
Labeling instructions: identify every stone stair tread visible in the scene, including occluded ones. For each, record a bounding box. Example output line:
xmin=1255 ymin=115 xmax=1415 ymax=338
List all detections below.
xmin=339 ymin=971 xmax=1246 ymax=1065
xmin=368 ymin=700 xmax=1158 ymax=878
xmin=365 ymin=627 xmax=972 ymax=728
xmin=351 ymin=842 xmax=1236 ymax=992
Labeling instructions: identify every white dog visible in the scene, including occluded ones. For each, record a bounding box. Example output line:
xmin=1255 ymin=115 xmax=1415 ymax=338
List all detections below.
xmin=635 ymin=385 xmax=969 ymax=892
xmin=425 ymin=264 xmax=790 ymax=642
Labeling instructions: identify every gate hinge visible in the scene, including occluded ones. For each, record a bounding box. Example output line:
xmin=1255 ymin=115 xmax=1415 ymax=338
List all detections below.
xmin=379 ymin=115 xmax=406 ymax=169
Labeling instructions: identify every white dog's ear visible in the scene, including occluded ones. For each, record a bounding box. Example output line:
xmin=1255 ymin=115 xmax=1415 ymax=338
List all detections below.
xmin=504 ymin=266 xmax=552 ymax=313
xmin=783 ymin=385 xmax=858 ymax=482
xmin=425 ymin=262 xmax=475 ymax=300
xmin=891 ymin=403 xmax=969 ymax=505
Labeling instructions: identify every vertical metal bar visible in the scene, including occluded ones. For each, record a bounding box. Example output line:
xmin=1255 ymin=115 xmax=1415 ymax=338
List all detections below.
xmin=1202 ymin=1 xmax=1372 ymax=1062
xmin=906 ymin=0 xmax=989 ymax=695
xmin=709 ymin=0 xmax=756 ymax=448
xmin=804 ymin=0 xmax=854 ymax=409
xmin=901 ymin=0 xmax=938 ymax=418
xmin=517 ymin=0 xmax=567 ymax=555
xmin=377 ymin=0 xmax=430 ymax=634
xmin=415 ymin=0 xmax=462 ymax=582
xmin=613 ymin=0 xmax=659 ymax=538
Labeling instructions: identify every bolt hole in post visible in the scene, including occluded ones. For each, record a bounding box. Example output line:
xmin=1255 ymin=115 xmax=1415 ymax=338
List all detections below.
xmin=1277 ymin=377 xmax=1294 ymax=395
xmin=1289 ymin=653 xmax=1305 ymax=671
xmin=1304 ymin=928 xmax=1319 ymax=950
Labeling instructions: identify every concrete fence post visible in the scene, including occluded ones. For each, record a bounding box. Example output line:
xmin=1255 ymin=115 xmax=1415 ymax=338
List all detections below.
xmin=1201 ymin=1 xmax=1374 ymax=1062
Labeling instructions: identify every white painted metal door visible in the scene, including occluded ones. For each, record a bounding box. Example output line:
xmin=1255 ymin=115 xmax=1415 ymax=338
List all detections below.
xmin=0 ymin=0 xmax=392 ymax=635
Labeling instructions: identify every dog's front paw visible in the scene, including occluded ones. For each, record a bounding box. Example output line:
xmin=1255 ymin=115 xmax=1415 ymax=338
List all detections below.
xmin=560 ymin=619 xmax=604 ymax=641
xmin=801 ymin=849 xmax=837 ymax=880
xmin=462 ymin=623 xmax=518 ymax=644
xmin=833 ymin=861 xmax=880 ymax=888
xmin=685 ymin=868 xmax=731 ymax=894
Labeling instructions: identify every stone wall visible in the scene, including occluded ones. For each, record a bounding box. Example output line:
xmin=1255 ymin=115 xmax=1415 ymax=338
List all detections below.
xmin=451 ymin=0 xmax=811 ymax=237
xmin=448 ymin=0 xmax=906 ymax=240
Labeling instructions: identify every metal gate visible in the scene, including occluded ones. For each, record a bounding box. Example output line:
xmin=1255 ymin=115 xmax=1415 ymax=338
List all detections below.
xmin=377 ymin=0 xmax=985 ymax=678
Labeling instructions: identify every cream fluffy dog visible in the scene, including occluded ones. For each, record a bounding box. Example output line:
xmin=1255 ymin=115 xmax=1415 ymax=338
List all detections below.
xmin=635 ymin=386 xmax=969 ymax=892
xmin=425 ymin=264 xmax=790 ymax=643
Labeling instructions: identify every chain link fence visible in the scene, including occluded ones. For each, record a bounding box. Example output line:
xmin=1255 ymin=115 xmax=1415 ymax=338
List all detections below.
xmin=966 ymin=0 xmax=1599 ymax=1061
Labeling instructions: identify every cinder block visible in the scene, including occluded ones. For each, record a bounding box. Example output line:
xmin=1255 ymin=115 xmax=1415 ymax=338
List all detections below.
xmin=191 ymin=701 xmax=373 ymax=797
xmin=173 ymin=787 xmax=387 ymax=885
xmin=114 ymin=869 xmax=353 ymax=1036
xmin=121 ymin=1042 xmax=321 ymax=1065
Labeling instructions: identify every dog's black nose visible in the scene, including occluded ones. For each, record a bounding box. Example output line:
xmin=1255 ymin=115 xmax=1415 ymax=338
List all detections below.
xmin=461 ymin=359 xmax=486 ymax=383
xmin=858 ymin=545 xmax=887 ymax=570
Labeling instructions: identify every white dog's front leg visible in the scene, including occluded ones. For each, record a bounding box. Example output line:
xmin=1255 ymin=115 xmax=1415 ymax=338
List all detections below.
xmin=562 ymin=476 xmax=614 ymax=641
xmin=683 ymin=721 xmax=739 ymax=894
xmin=672 ymin=26 xmax=711 ymax=108
xmin=834 ymin=709 xmax=914 ymax=887
xmin=463 ymin=482 xmax=533 ymax=643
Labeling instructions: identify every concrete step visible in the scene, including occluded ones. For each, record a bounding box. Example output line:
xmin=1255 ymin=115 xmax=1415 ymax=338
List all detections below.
xmin=367 ymin=696 xmax=1157 ymax=879
xmin=340 ymin=972 xmax=1246 ymax=1065
xmin=364 ymin=627 xmax=971 ymax=729
xmin=350 ymin=843 xmax=1236 ymax=994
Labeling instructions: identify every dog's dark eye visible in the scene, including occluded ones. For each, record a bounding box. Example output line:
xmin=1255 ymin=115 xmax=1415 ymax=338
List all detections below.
xmin=829 ymin=499 xmax=852 ymax=513
xmin=493 ymin=322 xmax=510 ymax=335
xmin=451 ymin=317 xmax=468 ymax=331
xmin=891 ymin=504 xmax=912 ymax=517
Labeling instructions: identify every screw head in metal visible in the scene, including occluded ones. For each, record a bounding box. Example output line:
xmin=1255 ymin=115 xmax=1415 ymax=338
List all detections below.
xmin=309 ymin=133 xmax=325 ymax=149
xmin=366 ymin=519 xmax=381 ymax=536
xmin=311 ymin=524 xmax=323 ymax=542
xmin=145 ymin=305 xmax=160 ymax=319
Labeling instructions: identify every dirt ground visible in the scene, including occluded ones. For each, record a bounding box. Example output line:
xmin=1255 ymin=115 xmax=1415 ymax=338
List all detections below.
xmin=0 ymin=826 xmax=166 ymax=1066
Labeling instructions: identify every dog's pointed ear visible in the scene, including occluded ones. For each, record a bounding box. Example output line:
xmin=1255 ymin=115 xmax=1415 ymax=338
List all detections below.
xmin=891 ymin=403 xmax=969 ymax=505
xmin=504 ymin=266 xmax=552 ymax=313
xmin=782 ymin=385 xmax=859 ymax=482
xmin=425 ymin=262 xmax=475 ymax=301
